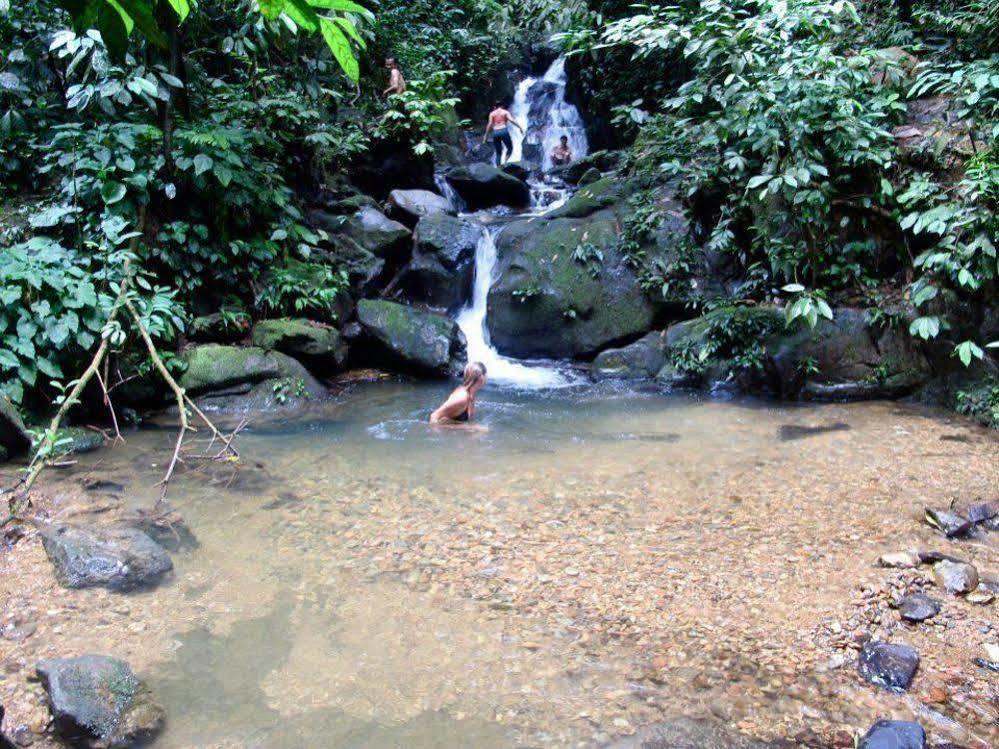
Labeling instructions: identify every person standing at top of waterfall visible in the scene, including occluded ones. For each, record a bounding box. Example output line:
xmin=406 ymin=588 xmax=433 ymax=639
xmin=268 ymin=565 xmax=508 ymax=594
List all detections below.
xmin=551 ymin=135 xmax=573 ymax=167
xmin=429 ymin=362 xmax=488 ymax=426
xmin=481 ymin=102 xmax=524 ymax=167
xmin=383 ymin=57 xmax=406 ymax=97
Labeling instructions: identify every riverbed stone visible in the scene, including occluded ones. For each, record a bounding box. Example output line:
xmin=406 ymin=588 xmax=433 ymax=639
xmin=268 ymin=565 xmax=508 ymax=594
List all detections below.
xmin=251 ymin=319 xmax=347 ymax=372
xmin=386 ymin=189 xmax=452 ymax=228
xmin=356 ymin=299 xmax=466 ymax=376
xmin=924 ymin=507 xmax=972 ymax=538
xmin=39 ymin=524 xmax=173 ymax=592
xmin=896 ymin=592 xmax=942 ymax=622
xmin=178 ymin=345 xmax=326 ymax=405
xmin=878 ymin=552 xmax=920 ymax=569
xmin=36 ymin=655 xmax=164 ymax=748
xmin=933 ymin=560 xmax=980 ymax=594
xmin=0 ymin=396 xmax=31 ymax=460
xmin=592 ymin=331 xmax=668 ymax=380
xmin=858 ymin=641 xmax=920 ymax=691
xmin=398 ymin=214 xmax=484 ymax=309
xmin=966 ymin=502 xmax=997 ymax=525
xmin=445 ymin=164 xmax=530 ymax=211
xmin=487 ymin=209 xmax=658 ymax=359
xmin=859 ymin=720 xmax=925 ymax=749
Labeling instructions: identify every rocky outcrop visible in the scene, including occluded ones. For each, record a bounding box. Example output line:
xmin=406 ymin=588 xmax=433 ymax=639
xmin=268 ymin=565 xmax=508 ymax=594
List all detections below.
xmin=445 ymin=164 xmax=531 ymax=211
xmin=647 ymin=306 xmax=932 ymax=400
xmin=397 ymin=214 xmax=484 ymax=310
xmin=386 ymin=189 xmax=453 ymax=228
xmin=251 ymin=319 xmax=347 ymax=373
xmin=591 ymin=331 xmax=667 ymax=380
xmin=555 ymin=150 xmax=625 ymax=184
xmin=487 ymin=209 xmax=659 ymax=359
xmin=178 ymin=344 xmax=327 ymax=410
xmin=546 ymin=176 xmax=630 ymax=220
xmin=309 ymin=206 xmax=411 ymax=262
xmin=0 ymin=396 xmax=31 ymax=461
xmin=39 ymin=524 xmax=173 ymax=592
xmin=501 ymin=161 xmax=539 ymax=182
xmin=36 ymin=655 xmax=165 ymax=748
xmin=356 ymin=299 xmax=466 ymax=376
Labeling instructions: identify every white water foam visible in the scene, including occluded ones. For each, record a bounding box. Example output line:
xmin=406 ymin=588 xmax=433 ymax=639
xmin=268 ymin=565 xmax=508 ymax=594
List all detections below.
xmin=455 ymin=228 xmax=570 ymax=389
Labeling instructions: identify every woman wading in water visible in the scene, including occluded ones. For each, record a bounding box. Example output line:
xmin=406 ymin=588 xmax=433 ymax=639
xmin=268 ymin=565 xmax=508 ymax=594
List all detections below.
xmin=430 ymin=362 xmax=487 ymax=426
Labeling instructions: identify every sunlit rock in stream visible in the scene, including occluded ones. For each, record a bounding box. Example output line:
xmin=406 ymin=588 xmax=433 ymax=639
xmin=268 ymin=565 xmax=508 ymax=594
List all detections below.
xmin=859 ymin=720 xmax=926 ymax=749
xmin=933 ymin=560 xmax=980 ymax=595
xmin=36 ymin=655 xmax=165 ymax=749
xmin=896 ymin=592 xmax=942 ymax=623
xmin=39 ymin=524 xmax=173 ymax=592
xmin=386 ymin=189 xmax=453 ymax=229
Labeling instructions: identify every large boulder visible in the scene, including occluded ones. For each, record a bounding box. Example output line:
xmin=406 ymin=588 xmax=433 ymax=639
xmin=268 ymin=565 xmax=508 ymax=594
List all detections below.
xmin=386 ymin=189 xmax=452 ymax=228
xmin=356 ymin=299 xmax=466 ymax=376
xmin=317 ymin=233 xmax=385 ymax=295
xmin=592 ymin=331 xmax=668 ymax=380
xmin=445 ymin=164 xmax=531 ymax=211
xmin=39 ymin=524 xmax=173 ymax=592
xmin=251 ymin=319 xmax=347 ymax=373
xmin=36 ymin=655 xmax=165 ymax=748
xmin=178 ymin=344 xmax=327 ymax=410
xmin=397 ymin=214 xmax=485 ymax=310
xmin=556 ymin=150 xmax=626 ymax=184
xmin=654 ymin=306 xmax=932 ymax=400
xmin=0 ymin=396 xmax=31 ymax=460
xmin=546 ymin=176 xmax=629 ymax=220
xmin=309 ymin=206 xmax=411 ymax=262
xmin=487 ymin=209 xmax=658 ymax=359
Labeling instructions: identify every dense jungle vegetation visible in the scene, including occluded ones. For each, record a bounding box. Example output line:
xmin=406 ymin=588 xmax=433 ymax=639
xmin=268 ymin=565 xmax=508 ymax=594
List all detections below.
xmin=1 ymin=0 xmax=998 ymax=429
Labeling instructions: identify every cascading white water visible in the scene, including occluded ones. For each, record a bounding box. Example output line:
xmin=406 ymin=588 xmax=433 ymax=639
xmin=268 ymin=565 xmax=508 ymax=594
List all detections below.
xmin=455 ymin=228 xmax=570 ymax=388
xmin=434 ymin=173 xmax=466 ymax=213
xmin=509 ymin=57 xmax=589 ymax=171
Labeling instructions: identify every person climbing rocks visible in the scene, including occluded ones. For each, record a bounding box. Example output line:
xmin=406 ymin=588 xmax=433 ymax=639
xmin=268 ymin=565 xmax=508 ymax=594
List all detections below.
xmin=551 ymin=135 xmax=573 ymax=167
xmin=430 ymin=362 xmax=488 ymax=426
xmin=481 ymin=101 xmax=524 ymax=167
xmin=383 ymin=57 xmax=406 ymax=97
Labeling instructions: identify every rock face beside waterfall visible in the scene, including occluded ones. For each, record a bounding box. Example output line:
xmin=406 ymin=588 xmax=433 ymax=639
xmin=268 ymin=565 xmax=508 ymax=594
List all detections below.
xmin=398 ymin=214 xmax=484 ymax=310
xmin=356 ymin=299 xmax=467 ymax=376
xmin=445 ymin=164 xmax=531 ymax=211
xmin=487 ymin=208 xmax=659 ymax=359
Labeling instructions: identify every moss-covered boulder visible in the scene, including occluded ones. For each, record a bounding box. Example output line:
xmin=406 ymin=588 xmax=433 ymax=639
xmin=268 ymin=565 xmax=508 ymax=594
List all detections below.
xmin=398 ymin=214 xmax=484 ymax=310
xmin=546 ymin=177 xmax=630 ymax=220
xmin=356 ymin=299 xmax=466 ymax=376
xmin=178 ymin=344 xmax=326 ymax=410
xmin=487 ymin=209 xmax=658 ymax=359
xmin=445 ymin=164 xmax=531 ymax=211
xmin=36 ymin=655 xmax=165 ymax=748
xmin=654 ymin=306 xmax=932 ymax=400
xmin=556 ymin=150 xmax=626 ymax=184
xmin=251 ymin=319 xmax=347 ymax=372
xmin=0 ymin=396 xmax=31 ymax=460
xmin=592 ymin=331 xmax=668 ymax=380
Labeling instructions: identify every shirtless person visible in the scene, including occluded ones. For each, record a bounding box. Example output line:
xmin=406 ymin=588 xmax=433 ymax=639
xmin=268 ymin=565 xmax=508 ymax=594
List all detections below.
xmin=383 ymin=57 xmax=406 ymax=97
xmin=429 ymin=362 xmax=487 ymax=426
xmin=481 ymin=102 xmax=524 ymax=167
xmin=551 ymin=135 xmax=573 ymax=167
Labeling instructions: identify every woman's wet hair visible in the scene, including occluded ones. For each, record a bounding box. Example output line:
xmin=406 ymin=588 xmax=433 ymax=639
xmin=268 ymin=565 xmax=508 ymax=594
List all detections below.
xmin=560 ymin=135 xmax=568 ymax=142
xmin=462 ymin=361 xmax=487 ymax=388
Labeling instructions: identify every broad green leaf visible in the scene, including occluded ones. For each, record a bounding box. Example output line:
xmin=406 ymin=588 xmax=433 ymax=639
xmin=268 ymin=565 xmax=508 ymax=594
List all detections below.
xmin=319 ymin=16 xmax=358 ymax=82
xmin=193 ymin=153 xmax=214 ymax=176
xmin=166 ymin=0 xmax=190 ymax=22
xmin=100 ymin=181 xmax=127 ymax=204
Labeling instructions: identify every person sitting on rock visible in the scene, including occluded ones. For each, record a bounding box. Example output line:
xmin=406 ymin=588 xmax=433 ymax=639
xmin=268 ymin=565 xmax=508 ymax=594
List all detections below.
xmin=551 ymin=135 xmax=573 ymax=167
xmin=430 ymin=362 xmax=488 ymax=425
xmin=383 ymin=57 xmax=406 ymax=97
xmin=481 ymin=102 xmax=524 ymax=167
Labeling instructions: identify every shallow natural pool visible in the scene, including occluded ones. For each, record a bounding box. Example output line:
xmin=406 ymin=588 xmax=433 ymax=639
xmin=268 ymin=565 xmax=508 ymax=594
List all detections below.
xmin=3 ymin=381 xmax=998 ymax=748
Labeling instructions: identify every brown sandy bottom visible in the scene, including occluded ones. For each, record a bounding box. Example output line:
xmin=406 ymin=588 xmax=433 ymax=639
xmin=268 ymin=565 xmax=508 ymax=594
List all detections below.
xmin=1 ymin=384 xmax=997 ymax=748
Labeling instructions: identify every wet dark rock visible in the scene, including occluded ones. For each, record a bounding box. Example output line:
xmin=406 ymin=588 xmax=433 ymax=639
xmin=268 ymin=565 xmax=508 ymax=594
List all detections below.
xmin=356 ymin=299 xmax=466 ymax=377
xmin=500 ymin=160 xmax=539 ymax=182
xmin=966 ymin=502 xmax=997 ymax=525
xmin=39 ymin=524 xmax=173 ymax=592
xmin=592 ymin=332 xmax=668 ymax=380
xmin=54 ymin=429 xmax=106 ymax=457
xmin=0 ymin=705 xmax=11 ymax=749
xmin=0 ymin=396 xmax=31 ymax=460
xmin=309 ymin=206 xmax=411 ymax=263
xmin=398 ymin=214 xmax=484 ymax=310
xmin=933 ymin=559 xmax=979 ymax=594
xmin=607 ymin=717 xmax=772 ymax=748
xmin=36 ymin=655 xmax=165 ymax=748
xmin=445 ymin=164 xmax=530 ymax=211
xmin=777 ymin=422 xmax=851 ymax=441
xmin=916 ymin=550 xmax=965 ymax=565
xmin=896 ymin=592 xmax=942 ymax=622
xmin=858 ymin=641 xmax=920 ymax=691
xmin=386 ymin=189 xmax=452 ymax=229
xmin=558 ymin=150 xmax=625 ymax=184
xmin=923 ymin=507 xmax=972 ymax=538
xmin=859 ymin=720 xmax=925 ymax=749
xmin=251 ymin=319 xmax=348 ymax=373
xmin=124 ymin=512 xmax=199 ymax=553
xmin=82 ymin=479 xmax=125 ymax=494
xmin=488 ymin=209 xmax=658 ymax=360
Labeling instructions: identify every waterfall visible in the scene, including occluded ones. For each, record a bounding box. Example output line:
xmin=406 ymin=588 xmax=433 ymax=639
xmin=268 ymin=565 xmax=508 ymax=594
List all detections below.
xmin=455 ymin=229 xmax=570 ymax=389
xmin=434 ymin=173 xmax=466 ymax=213
xmin=509 ymin=57 xmax=589 ymax=171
